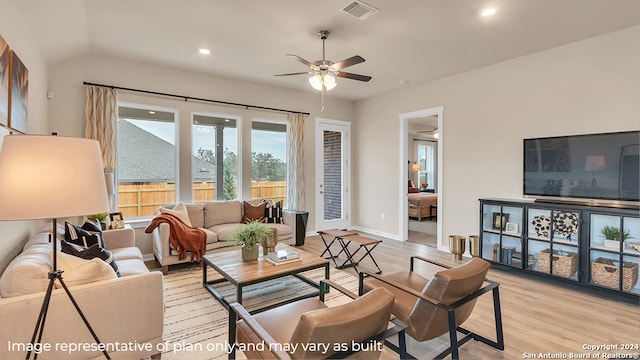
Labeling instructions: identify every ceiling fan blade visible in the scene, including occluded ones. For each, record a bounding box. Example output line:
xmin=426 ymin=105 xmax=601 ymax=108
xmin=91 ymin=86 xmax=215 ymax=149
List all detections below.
xmin=335 ymin=71 xmax=372 ymax=82
xmin=331 ymin=55 xmax=365 ymax=70
xmin=273 ymin=72 xmax=311 ymax=77
xmin=286 ymin=54 xmax=315 ymax=68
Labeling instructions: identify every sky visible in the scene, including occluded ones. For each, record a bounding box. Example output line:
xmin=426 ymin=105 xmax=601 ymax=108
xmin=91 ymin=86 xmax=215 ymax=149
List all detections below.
xmin=128 ymin=119 xmax=286 ymax=160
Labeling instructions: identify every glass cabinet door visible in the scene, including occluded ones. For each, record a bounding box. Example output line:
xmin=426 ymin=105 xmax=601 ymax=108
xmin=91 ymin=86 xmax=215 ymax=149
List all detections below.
xmin=590 ymin=214 xmax=640 ymax=294
xmin=481 ymin=203 xmax=523 ymax=268
xmin=527 ymin=208 xmax=579 ymax=280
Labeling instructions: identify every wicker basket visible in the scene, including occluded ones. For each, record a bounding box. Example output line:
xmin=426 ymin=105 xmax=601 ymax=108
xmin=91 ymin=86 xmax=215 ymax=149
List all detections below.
xmin=538 ymin=249 xmax=578 ymax=277
xmin=591 ymin=258 xmax=639 ymax=292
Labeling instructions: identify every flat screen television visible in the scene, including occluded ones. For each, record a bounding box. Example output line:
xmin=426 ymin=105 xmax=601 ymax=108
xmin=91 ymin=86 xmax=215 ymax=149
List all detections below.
xmin=523 ymin=131 xmax=640 ymax=206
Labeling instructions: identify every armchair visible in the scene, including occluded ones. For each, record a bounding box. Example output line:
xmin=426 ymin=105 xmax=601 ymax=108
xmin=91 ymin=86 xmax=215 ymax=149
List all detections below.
xmin=228 ymin=281 xmax=407 ymax=359
xmin=359 ymin=257 xmax=504 ymax=359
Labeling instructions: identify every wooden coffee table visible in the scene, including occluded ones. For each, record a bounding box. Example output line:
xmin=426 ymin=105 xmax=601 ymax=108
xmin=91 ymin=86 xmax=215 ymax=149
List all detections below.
xmin=202 ymin=244 xmax=330 ymax=313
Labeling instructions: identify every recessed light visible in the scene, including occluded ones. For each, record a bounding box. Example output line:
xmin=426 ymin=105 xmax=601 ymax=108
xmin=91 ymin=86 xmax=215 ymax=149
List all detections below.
xmin=148 ymin=111 xmax=156 ymax=114
xmin=481 ymin=8 xmax=496 ymax=16
xmin=199 ymin=48 xmax=210 ymax=55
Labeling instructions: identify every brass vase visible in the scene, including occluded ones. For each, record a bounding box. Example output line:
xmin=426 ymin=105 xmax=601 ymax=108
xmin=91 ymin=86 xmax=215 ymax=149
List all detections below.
xmin=449 ymin=235 xmax=466 ymax=260
xmin=262 ymin=228 xmax=278 ymax=255
xmin=469 ymin=235 xmax=480 ymax=257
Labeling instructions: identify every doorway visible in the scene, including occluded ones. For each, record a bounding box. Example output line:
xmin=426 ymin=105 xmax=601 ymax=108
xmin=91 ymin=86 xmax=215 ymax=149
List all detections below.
xmin=399 ymin=107 xmax=444 ymax=249
xmin=315 ymin=118 xmax=351 ymax=231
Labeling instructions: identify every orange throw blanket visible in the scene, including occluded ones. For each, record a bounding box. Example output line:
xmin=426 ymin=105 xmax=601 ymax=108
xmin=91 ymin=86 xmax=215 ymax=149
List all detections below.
xmin=145 ymin=213 xmax=206 ymax=262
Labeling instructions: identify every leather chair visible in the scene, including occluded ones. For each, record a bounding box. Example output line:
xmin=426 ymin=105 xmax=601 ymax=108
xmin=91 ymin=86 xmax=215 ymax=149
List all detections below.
xmin=360 ymin=257 xmax=504 ymax=359
xmin=228 ymin=280 xmax=407 ymax=359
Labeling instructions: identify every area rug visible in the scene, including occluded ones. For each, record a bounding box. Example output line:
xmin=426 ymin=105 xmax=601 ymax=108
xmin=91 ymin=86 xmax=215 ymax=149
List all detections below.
xmin=161 ymin=265 xmax=359 ymax=359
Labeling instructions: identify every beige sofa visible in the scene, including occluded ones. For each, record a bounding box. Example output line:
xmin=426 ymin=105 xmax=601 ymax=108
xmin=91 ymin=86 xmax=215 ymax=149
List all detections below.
xmin=152 ymin=200 xmax=296 ymax=274
xmin=0 ymin=224 xmax=163 ymax=360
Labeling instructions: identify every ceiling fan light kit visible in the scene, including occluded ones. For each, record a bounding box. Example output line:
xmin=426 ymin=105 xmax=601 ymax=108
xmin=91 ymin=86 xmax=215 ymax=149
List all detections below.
xmin=274 ymin=29 xmax=371 ymax=111
xmin=309 ymin=74 xmax=337 ymax=91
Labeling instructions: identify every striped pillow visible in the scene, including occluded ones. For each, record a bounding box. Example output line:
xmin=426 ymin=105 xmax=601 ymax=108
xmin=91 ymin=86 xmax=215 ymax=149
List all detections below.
xmin=60 ymin=241 xmax=120 ymax=277
xmin=263 ymin=199 xmax=283 ymax=224
xmin=65 ymin=221 xmax=105 ymax=248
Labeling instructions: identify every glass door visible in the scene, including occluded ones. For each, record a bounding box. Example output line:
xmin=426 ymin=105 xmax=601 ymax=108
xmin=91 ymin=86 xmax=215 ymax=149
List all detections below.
xmin=315 ymin=119 xmax=350 ymax=231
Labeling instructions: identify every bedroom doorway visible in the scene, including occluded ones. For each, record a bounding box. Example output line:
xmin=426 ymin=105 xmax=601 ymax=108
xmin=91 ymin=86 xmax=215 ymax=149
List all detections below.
xmin=399 ymin=106 xmax=443 ymax=249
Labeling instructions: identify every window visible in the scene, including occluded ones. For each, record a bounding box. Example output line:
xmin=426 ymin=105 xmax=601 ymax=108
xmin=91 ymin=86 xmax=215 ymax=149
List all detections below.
xmin=417 ymin=142 xmax=435 ymax=190
xmin=117 ymin=105 xmax=176 ymax=218
xmin=251 ymin=120 xmax=287 ymax=205
xmin=192 ymin=114 xmax=237 ymax=201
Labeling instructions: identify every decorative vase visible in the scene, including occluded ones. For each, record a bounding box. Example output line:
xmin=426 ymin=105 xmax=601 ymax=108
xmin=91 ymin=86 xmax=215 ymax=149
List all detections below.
xmin=468 ymin=235 xmax=480 ymax=257
xmin=449 ymin=235 xmax=466 ymax=260
xmin=604 ymin=239 xmax=619 ymax=249
xmin=241 ymin=245 xmax=259 ymax=262
xmin=262 ymin=228 xmax=278 ymax=255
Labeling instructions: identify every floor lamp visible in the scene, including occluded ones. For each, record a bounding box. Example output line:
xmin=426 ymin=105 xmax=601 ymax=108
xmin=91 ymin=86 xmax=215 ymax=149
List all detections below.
xmin=585 ymin=155 xmax=606 ymax=198
xmin=0 ymin=135 xmax=111 ymax=359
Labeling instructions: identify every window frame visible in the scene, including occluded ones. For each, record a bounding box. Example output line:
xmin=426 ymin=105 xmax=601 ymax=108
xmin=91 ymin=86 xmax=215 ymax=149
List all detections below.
xmin=251 ymin=117 xmax=289 ymax=205
xmin=116 ymin=102 xmax=179 ymax=219
xmin=191 ymin=111 xmax=241 ymax=202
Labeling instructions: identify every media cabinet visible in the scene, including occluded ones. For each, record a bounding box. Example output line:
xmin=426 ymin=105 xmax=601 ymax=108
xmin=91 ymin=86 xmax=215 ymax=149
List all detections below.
xmin=479 ymin=198 xmax=639 ymax=298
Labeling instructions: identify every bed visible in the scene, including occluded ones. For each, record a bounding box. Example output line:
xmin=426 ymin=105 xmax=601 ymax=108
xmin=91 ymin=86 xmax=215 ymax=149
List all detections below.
xmin=408 ymin=192 xmax=438 ymax=221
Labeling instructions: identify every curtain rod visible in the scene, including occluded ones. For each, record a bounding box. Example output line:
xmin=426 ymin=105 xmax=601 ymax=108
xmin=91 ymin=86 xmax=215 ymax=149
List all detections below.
xmin=83 ymin=81 xmax=310 ymax=116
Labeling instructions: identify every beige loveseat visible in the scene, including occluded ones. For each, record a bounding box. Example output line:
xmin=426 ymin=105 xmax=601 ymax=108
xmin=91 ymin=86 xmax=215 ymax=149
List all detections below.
xmin=152 ymin=200 xmax=296 ymax=274
xmin=0 ymin=224 xmax=163 ymax=360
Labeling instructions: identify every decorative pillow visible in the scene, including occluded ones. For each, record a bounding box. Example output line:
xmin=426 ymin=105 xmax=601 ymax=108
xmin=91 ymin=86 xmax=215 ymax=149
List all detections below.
xmin=0 ymin=243 xmax=52 ymax=297
xmin=65 ymin=221 xmax=105 ymax=248
xmin=54 ymin=250 xmax=118 ymax=288
xmin=160 ymin=202 xmax=192 ymax=227
xmin=262 ymin=199 xmax=283 ymax=224
xmin=242 ymin=201 xmax=267 ymax=224
xmin=60 ymin=241 xmax=120 ymax=277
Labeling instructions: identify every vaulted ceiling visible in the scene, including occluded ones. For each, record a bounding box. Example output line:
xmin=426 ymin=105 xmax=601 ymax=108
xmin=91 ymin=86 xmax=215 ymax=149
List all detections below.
xmin=16 ymin=0 xmax=640 ymax=100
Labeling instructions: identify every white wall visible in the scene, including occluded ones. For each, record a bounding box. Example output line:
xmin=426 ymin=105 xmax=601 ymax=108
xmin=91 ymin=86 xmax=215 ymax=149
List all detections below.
xmin=352 ymin=26 xmax=640 ymax=250
xmin=47 ymin=53 xmax=355 ymax=254
xmin=0 ymin=1 xmax=49 ymax=272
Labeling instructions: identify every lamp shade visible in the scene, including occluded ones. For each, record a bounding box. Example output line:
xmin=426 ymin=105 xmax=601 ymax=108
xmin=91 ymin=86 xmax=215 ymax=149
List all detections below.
xmin=411 ymin=163 xmax=421 ymax=171
xmin=585 ymin=155 xmax=606 ymax=172
xmin=0 ymin=135 xmax=110 ymax=220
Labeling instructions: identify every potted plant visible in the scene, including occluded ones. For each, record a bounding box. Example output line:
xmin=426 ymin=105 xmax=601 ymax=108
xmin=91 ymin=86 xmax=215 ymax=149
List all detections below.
xmin=600 ymin=225 xmax=631 ymax=249
xmin=86 ymin=213 xmax=109 ymax=230
xmin=231 ymin=221 xmax=272 ymax=262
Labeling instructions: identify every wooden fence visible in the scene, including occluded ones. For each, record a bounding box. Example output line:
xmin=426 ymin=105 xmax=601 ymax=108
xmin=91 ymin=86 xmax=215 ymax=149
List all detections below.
xmin=117 ymin=181 xmax=286 ymax=218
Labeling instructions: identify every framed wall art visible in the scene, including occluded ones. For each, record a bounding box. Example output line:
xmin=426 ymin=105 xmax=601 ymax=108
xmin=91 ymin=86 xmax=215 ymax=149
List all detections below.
xmin=0 ymin=35 xmax=9 ymax=127
xmin=8 ymin=50 xmax=28 ymax=133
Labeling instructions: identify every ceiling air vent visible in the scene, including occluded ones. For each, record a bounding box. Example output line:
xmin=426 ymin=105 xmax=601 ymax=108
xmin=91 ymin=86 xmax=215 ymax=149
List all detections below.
xmin=340 ymin=1 xmax=380 ymax=20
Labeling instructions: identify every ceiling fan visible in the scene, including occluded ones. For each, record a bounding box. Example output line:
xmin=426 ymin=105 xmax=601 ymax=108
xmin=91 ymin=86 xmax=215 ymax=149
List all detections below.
xmin=274 ymin=30 xmax=372 ymax=111
xmin=417 ymin=128 xmax=439 ymax=139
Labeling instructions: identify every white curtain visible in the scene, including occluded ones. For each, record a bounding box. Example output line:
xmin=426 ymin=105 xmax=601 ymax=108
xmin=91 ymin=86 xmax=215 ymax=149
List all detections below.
xmin=287 ymin=113 xmax=306 ymax=211
xmin=84 ymin=86 xmax=118 ymax=171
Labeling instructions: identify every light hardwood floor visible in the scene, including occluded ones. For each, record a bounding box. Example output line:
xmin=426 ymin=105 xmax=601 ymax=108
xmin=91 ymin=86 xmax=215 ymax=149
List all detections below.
xmin=298 ymin=235 xmax=640 ymax=360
